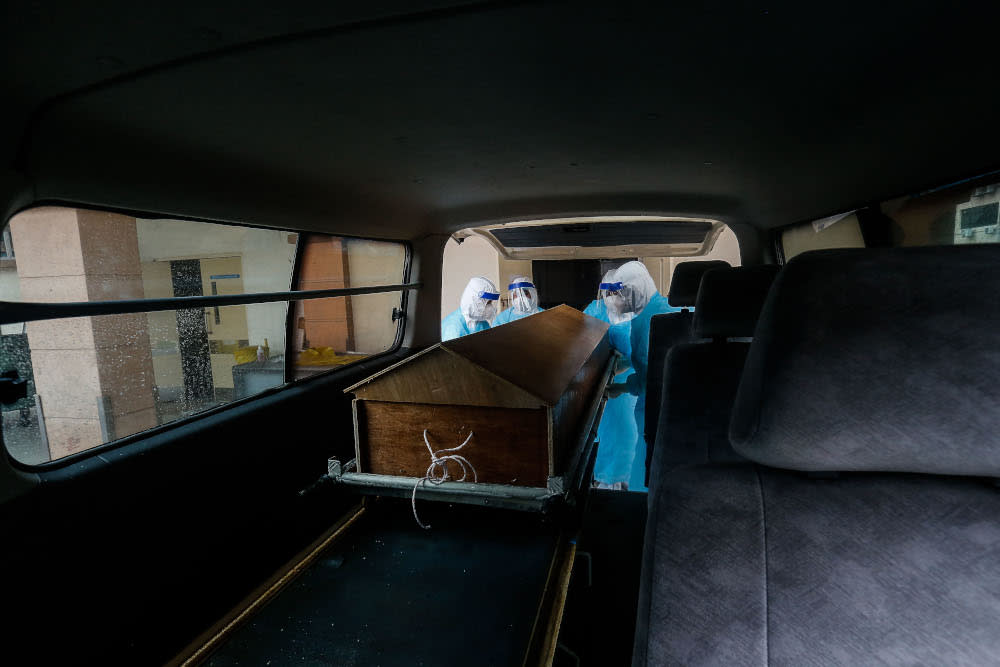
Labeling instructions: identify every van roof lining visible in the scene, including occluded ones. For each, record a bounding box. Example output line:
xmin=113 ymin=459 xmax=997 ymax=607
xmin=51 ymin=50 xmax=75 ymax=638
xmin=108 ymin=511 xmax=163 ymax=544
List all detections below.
xmin=5 ymin=2 xmax=1000 ymax=238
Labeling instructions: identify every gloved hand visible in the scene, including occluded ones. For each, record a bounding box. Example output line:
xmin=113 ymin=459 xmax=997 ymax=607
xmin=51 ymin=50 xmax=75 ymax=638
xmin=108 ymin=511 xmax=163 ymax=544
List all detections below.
xmin=606 ymin=382 xmax=630 ymax=399
xmin=614 ymin=356 xmax=632 ymax=375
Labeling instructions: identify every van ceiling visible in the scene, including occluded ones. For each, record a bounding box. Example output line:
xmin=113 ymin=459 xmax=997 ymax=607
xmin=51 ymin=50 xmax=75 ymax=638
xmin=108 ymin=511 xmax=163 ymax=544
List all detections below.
xmin=4 ymin=1 xmax=1000 ymax=239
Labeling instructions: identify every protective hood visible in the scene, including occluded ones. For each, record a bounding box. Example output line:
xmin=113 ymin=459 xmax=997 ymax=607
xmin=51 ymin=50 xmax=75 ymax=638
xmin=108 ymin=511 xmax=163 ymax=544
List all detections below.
xmin=460 ymin=276 xmax=499 ymax=327
xmin=508 ymin=275 xmax=539 ymax=313
xmin=604 ymin=261 xmax=657 ymax=324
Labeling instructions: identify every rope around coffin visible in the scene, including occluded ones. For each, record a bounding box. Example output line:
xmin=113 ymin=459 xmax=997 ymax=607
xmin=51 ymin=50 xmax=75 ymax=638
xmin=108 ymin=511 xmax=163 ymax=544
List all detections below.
xmin=411 ymin=429 xmax=478 ymax=530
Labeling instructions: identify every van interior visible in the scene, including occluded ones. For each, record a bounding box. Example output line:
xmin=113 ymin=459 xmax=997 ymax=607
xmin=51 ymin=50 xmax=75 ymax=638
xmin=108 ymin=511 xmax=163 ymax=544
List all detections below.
xmin=3 ymin=2 xmax=1000 ymax=665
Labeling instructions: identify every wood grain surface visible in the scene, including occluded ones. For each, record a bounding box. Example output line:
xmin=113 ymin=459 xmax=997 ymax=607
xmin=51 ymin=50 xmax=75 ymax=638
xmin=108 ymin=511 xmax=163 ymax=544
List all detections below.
xmin=347 ymin=346 xmax=542 ymax=409
xmin=551 ymin=335 xmax=612 ymax=471
xmin=358 ymin=401 xmax=551 ymax=487
xmin=442 ymin=304 xmax=610 ymax=406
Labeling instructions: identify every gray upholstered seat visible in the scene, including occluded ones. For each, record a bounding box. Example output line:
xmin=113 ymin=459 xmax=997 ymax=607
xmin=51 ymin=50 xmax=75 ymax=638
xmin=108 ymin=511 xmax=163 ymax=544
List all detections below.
xmin=643 ymin=260 xmax=730 ymax=470
xmin=634 ymin=246 xmax=1000 ymax=666
xmin=646 ymin=265 xmax=778 ymax=500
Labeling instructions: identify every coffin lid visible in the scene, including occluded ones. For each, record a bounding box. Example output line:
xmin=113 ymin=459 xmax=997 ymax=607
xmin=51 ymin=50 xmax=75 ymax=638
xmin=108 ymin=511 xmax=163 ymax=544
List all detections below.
xmin=344 ymin=304 xmax=610 ymax=408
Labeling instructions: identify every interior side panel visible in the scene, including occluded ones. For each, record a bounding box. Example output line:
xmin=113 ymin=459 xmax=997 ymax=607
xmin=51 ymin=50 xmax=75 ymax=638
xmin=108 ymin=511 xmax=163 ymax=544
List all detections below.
xmin=0 ymin=350 xmax=410 ymax=665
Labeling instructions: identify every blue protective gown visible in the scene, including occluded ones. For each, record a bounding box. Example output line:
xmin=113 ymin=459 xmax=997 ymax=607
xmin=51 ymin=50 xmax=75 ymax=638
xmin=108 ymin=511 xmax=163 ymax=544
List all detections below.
xmin=583 ymin=299 xmax=639 ymax=485
xmin=609 ymin=292 xmax=681 ymax=491
xmin=441 ymin=308 xmax=490 ymax=341
xmin=582 ymin=298 xmax=608 ymax=321
xmin=492 ymin=305 xmax=543 ymax=326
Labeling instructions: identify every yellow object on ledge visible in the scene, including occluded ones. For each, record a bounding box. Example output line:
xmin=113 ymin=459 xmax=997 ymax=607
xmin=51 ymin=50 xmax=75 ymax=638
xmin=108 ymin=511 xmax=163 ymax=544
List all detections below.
xmin=234 ymin=343 xmax=269 ymax=364
xmin=297 ymin=347 xmax=364 ymax=367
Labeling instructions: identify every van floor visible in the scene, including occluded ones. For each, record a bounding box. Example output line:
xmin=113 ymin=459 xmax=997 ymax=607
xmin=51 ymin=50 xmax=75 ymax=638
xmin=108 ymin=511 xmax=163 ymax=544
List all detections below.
xmin=202 ymin=490 xmax=646 ymax=666
xmin=205 ymin=497 xmax=560 ymax=666
xmin=557 ymin=489 xmax=648 ymax=666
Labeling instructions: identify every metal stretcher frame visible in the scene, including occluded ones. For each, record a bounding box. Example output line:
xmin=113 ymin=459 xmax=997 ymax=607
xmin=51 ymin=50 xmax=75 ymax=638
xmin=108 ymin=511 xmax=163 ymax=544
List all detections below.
xmin=326 ymin=352 xmax=618 ymax=513
xmin=167 ymin=353 xmax=617 ymax=667
xmin=170 ymin=497 xmax=579 ymax=667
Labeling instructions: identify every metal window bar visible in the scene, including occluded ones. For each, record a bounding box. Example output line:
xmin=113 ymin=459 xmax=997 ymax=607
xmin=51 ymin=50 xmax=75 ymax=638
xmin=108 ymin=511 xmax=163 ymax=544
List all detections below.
xmin=0 ymin=282 xmax=422 ymax=325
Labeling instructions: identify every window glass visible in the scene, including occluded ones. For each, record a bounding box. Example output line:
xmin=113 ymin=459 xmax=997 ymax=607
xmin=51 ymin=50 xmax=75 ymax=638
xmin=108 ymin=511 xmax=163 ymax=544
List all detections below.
xmin=781 ymin=212 xmax=866 ymax=260
xmin=291 ymin=235 xmax=406 ymax=379
xmin=0 ymin=208 xmax=406 ymax=464
xmin=780 ymin=173 xmax=1000 ymax=260
xmin=886 ymin=179 xmax=1000 ymax=247
xmin=1 ymin=208 xmax=296 ymax=302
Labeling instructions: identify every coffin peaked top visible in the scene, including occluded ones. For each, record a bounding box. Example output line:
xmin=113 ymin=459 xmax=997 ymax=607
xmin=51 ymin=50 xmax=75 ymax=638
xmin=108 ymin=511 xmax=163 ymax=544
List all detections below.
xmin=345 ymin=304 xmax=610 ymax=409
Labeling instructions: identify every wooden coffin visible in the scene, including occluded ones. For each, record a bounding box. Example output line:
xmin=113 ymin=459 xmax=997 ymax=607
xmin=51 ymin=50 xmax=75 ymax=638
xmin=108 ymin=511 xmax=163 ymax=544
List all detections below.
xmin=344 ymin=305 xmax=612 ymax=488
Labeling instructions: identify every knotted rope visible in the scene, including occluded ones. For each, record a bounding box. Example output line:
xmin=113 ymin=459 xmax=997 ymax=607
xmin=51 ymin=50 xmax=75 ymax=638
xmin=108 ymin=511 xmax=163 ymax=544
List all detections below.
xmin=411 ymin=429 xmax=477 ymax=530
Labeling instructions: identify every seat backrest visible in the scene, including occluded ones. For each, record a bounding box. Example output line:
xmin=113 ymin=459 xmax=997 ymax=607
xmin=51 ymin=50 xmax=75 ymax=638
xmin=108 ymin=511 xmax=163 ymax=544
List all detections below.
xmin=643 ymin=260 xmax=729 ymax=449
xmin=646 ymin=265 xmax=777 ymax=497
xmin=634 ymin=246 xmax=1000 ymax=667
xmin=643 ymin=311 xmax=692 ymax=448
xmin=665 ymin=260 xmax=732 ymax=307
xmin=731 ymin=245 xmax=1000 ymax=475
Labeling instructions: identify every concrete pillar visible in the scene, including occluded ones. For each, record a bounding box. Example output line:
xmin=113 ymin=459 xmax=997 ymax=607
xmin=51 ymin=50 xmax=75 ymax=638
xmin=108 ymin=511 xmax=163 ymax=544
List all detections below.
xmin=10 ymin=207 xmax=157 ymax=459
xmin=297 ymin=235 xmax=354 ymax=351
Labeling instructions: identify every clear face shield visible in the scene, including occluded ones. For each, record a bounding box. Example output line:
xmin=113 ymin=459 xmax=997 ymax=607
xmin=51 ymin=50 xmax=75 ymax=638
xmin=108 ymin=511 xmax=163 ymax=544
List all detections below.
xmin=461 ymin=277 xmax=500 ymax=327
xmin=470 ymin=289 xmax=499 ymax=322
xmin=508 ymin=280 xmax=536 ymax=313
xmin=598 ymin=280 xmax=616 ymax=301
xmin=603 ymin=282 xmax=635 ymax=324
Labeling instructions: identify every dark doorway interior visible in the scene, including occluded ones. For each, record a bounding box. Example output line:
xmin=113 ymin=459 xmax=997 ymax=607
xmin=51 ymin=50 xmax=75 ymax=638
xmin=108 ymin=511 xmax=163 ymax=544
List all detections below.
xmin=532 ymin=258 xmax=635 ymax=311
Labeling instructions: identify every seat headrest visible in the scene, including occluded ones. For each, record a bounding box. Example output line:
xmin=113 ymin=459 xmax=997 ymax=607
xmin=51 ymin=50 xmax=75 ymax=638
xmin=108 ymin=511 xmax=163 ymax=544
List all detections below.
xmin=667 ymin=260 xmax=731 ymax=307
xmin=693 ymin=265 xmax=780 ymax=339
xmin=730 ymin=245 xmax=1000 ymax=477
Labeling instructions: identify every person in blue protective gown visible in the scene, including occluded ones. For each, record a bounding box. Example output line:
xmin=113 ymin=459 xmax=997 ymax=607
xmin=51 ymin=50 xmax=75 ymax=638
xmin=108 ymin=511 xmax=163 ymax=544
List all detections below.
xmin=604 ymin=261 xmax=681 ymax=492
xmin=585 ymin=271 xmax=640 ymax=489
xmin=492 ymin=275 xmax=544 ymax=325
xmin=441 ymin=276 xmax=500 ymax=341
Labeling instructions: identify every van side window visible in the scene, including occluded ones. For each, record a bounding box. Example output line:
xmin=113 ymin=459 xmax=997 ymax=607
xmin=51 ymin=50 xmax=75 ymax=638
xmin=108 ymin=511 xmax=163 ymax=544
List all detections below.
xmin=889 ymin=180 xmax=1000 ymax=247
xmin=291 ymin=234 xmax=407 ymax=378
xmin=0 ymin=207 xmax=408 ymax=465
xmin=781 ymin=212 xmax=866 ymax=260
xmin=780 ymin=175 xmax=1000 ymax=260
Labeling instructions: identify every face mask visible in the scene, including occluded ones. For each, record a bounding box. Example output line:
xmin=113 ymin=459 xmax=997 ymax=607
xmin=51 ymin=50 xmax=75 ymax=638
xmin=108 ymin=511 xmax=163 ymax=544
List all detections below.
xmin=469 ymin=298 xmax=496 ymax=322
xmin=605 ymin=293 xmax=626 ymax=315
xmin=482 ymin=300 xmax=497 ymax=321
